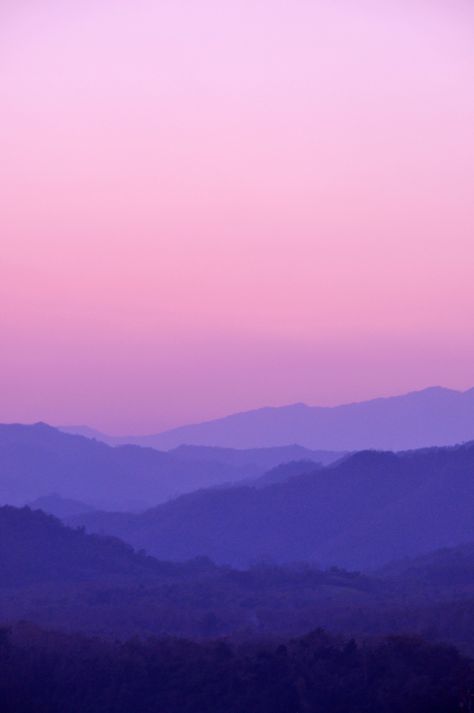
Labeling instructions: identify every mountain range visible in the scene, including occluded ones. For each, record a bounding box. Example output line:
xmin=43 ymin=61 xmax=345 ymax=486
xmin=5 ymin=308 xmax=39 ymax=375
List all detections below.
xmin=0 ymin=423 xmax=336 ymax=510
xmin=61 ymin=386 xmax=474 ymax=451
xmin=68 ymin=441 xmax=474 ymax=570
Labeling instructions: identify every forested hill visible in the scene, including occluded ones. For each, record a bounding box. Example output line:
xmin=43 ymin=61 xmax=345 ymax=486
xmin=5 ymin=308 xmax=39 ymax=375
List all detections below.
xmin=0 ymin=506 xmax=196 ymax=586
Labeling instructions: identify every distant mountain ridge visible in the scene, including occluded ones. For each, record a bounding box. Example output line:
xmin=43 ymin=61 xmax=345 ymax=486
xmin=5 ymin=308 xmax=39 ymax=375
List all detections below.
xmin=61 ymin=386 xmax=474 ymax=451
xmin=0 ymin=423 xmax=336 ymax=510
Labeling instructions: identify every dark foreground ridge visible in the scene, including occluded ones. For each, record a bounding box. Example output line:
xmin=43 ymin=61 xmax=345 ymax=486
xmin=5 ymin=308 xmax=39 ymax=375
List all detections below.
xmin=0 ymin=623 xmax=472 ymax=713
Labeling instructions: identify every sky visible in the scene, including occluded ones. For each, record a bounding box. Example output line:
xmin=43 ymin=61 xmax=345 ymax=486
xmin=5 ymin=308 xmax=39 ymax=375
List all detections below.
xmin=1 ymin=0 xmax=474 ymax=434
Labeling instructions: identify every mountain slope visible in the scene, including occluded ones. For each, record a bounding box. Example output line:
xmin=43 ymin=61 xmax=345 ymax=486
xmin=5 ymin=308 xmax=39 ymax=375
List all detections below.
xmin=63 ymin=386 xmax=474 ymax=451
xmin=0 ymin=506 xmax=166 ymax=586
xmin=69 ymin=442 xmax=474 ymax=569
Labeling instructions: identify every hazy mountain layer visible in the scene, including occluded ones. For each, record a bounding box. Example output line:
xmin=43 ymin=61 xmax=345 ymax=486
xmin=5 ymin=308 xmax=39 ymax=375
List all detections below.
xmin=0 ymin=423 xmax=333 ymax=510
xmin=62 ymin=386 xmax=474 ymax=451
xmin=68 ymin=442 xmax=474 ymax=569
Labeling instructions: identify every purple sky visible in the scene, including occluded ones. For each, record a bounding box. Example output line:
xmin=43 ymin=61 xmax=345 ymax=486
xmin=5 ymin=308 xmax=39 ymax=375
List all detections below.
xmin=1 ymin=0 xmax=474 ymax=433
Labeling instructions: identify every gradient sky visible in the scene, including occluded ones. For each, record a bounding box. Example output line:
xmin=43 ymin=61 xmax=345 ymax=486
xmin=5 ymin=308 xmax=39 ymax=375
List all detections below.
xmin=1 ymin=0 xmax=474 ymax=434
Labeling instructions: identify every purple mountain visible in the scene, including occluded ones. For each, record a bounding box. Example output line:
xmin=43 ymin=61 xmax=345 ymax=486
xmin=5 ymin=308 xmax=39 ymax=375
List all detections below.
xmin=63 ymin=386 xmax=474 ymax=451
xmin=0 ymin=423 xmax=337 ymax=510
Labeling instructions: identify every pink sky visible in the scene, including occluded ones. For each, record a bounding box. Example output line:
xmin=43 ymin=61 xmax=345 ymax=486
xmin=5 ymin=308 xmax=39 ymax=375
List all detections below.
xmin=1 ymin=0 xmax=474 ymax=434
